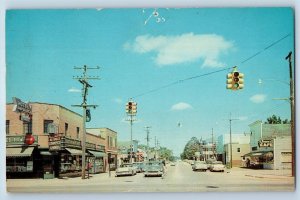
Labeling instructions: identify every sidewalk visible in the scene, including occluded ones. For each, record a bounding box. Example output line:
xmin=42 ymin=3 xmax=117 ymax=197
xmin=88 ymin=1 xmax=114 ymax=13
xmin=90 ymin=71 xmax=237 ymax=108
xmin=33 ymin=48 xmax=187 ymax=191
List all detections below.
xmin=227 ymin=167 xmax=293 ymax=180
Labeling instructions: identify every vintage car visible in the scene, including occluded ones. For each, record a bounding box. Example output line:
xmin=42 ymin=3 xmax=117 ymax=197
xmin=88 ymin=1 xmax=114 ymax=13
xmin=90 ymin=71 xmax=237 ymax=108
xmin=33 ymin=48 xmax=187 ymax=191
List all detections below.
xmin=209 ymin=161 xmax=225 ymax=172
xmin=144 ymin=161 xmax=164 ymax=177
xmin=115 ymin=163 xmax=137 ymax=177
xmin=192 ymin=161 xmax=208 ymax=171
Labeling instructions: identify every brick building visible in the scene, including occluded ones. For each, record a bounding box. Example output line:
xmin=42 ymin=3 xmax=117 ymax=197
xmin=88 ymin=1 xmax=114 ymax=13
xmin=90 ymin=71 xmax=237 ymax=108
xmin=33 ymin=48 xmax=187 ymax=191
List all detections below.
xmin=6 ymin=100 xmax=107 ymax=178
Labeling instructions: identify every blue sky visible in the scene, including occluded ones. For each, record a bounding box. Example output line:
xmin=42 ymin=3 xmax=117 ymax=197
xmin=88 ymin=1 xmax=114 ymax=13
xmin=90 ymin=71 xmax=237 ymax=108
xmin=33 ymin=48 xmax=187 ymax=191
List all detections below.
xmin=6 ymin=8 xmax=294 ymax=156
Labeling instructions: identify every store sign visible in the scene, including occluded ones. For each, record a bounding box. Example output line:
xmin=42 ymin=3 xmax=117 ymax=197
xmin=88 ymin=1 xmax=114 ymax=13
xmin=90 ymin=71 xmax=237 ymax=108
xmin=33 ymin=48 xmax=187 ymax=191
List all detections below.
xmin=20 ymin=113 xmax=31 ymax=122
xmin=49 ymin=134 xmax=61 ymax=151
xmin=12 ymin=97 xmax=32 ymax=114
xmin=6 ymin=135 xmax=38 ymax=145
xmin=62 ymin=137 xmax=81 ymax=148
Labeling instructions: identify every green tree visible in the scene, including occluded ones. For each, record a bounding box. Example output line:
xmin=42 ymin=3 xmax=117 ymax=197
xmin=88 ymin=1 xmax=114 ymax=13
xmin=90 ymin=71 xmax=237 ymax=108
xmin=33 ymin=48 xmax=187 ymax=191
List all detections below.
xmin=265 ymin=114 xmax=290 ymax=124
xmin=181 ymin=137 xmax=200 ymax=160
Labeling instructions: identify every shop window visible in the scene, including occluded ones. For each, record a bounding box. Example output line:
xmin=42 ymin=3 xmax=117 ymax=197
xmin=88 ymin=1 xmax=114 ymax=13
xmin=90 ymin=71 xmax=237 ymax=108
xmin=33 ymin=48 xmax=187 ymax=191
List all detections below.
xmin=110 ymin=136 xmax=113 ymax=147
xmin=65 ymin=123 xmax=68 ymax=136
xmin=6 ymin=120 xmax=10 ymax=135
xmin=76 ymin=127 xmax=80 ymax=139
xmin=44 ymin=120 xmax=53 ymax=134
xmin=107 ymin=136 xmax=110 ymax=148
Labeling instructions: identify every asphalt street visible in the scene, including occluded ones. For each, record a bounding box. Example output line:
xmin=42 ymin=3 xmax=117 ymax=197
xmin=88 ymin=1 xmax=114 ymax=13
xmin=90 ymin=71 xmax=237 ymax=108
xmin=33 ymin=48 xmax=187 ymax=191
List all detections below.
xmin=6 ymin=161 xmax=294 ymax=192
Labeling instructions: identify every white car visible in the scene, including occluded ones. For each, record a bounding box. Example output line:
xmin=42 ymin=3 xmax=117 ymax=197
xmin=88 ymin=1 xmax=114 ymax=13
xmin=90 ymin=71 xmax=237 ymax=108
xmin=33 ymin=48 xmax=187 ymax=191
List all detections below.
xmin=209 ymin=161 xmax=225 ymax=172
xmin=192 ymin=161 xmax=208 ymax=171
xmin=115 ymin=163 xmax=137 ymax=177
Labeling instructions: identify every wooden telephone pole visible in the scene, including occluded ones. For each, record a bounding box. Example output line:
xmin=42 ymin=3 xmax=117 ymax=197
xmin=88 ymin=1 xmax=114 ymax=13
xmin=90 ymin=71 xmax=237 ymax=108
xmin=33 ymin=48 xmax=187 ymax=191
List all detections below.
xmin=72 ymin=65 xmax=100 ymax=179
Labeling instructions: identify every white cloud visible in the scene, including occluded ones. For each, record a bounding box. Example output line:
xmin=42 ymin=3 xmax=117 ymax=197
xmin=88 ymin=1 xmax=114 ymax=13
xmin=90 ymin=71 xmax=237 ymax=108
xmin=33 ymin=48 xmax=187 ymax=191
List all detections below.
xmin=171 ymin=102 xmax=193 ymax=111
xmin=250 ymin=94 xmax=267 ymax=103
xmin=124 ymin=33 xmax=234 ymax=67
xmin=68 ymin=87 xmax=81 ymax=93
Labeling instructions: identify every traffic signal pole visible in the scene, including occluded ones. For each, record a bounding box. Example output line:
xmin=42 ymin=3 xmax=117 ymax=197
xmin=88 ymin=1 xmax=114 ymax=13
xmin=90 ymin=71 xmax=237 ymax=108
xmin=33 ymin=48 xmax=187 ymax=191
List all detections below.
xmin=228 ymin=113 xmax=239 ymax=169
xmin=130 ymin=114 xmax=133 ymax=163
xmin=126 ymin=100 xmax=137 ymax=163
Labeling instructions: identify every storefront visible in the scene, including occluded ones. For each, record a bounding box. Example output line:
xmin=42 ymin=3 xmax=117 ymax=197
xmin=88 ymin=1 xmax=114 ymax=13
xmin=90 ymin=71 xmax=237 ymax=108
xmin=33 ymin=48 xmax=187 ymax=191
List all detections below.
xmin=6 ymin=135 xmax=40 ymax=178
xmin=48 ymin=134 xmax=107 ymax=177
xmin=87 ymin=150 xmax=106 ymax=174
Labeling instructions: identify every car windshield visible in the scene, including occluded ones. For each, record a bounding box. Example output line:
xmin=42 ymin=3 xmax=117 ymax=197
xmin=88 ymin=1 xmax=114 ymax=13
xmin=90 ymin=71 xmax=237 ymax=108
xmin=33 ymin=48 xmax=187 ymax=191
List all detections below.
xmin=146 ymin=162 xmax=161 ymax=167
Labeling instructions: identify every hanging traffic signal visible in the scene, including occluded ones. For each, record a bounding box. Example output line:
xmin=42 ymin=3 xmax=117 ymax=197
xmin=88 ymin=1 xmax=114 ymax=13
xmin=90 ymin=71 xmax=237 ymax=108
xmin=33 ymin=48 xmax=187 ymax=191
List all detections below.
xmin=226 ymin=67 xmax=244 ymax=90
xmin=226 ymin=73 xmax=233 ymax=89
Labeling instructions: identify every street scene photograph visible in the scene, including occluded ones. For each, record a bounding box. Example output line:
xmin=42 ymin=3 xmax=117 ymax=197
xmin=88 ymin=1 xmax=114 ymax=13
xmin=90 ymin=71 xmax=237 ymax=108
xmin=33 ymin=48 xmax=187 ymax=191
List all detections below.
xmin=4 ymin=7 xmax=295 ymax=193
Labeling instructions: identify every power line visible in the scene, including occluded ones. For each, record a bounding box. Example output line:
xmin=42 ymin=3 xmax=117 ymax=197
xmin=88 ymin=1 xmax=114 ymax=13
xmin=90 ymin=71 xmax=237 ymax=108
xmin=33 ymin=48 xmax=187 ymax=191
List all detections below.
xmin=131 ymin=33 xmax=291 ymax=99
xmin=241 ymin=33 xmax=291 ymax=64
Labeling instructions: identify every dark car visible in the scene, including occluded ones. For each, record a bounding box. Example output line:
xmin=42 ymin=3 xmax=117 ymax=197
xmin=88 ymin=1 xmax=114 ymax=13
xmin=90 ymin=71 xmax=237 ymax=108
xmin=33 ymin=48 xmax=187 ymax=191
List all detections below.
xmin=144 ymin=161 xmax=164 ymax=177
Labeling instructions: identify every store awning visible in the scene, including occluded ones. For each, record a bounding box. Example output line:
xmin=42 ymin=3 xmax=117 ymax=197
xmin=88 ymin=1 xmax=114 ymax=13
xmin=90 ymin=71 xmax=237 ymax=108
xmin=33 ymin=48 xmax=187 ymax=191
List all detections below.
xmin=40 ymin=151 xmax=58 ymax=156
xmin=88 ymin=150 xmax=106 ymax=157
xmin=65 ymin=148 xmax=85 ymax=156
xmin=6 ymin=147 xmax=34 ymax=157
xmin=243 ymin=148 xmax=273 ymax=157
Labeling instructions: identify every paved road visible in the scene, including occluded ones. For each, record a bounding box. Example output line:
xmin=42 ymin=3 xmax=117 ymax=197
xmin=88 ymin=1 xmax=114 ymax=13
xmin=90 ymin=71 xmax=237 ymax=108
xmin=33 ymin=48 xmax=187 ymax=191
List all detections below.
xmin=7 ymin=161 xmax=294 ymax=192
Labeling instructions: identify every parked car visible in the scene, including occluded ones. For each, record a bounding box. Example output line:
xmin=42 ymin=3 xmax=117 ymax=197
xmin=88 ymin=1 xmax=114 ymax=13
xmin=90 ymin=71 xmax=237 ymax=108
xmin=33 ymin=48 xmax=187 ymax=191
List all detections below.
xmin=192 ymin=161 xmax=208 ymax=171
xmin=132 ymin=162 xmax=145 ymax=173
xmin=115 ymin=163 xmax=137 ymax=177
xmin=209 ymin=161 xmax=225 ymax=172
xmin=205 ymin=158 xmax=216 ymax=170
xmin=144 ymin=161 xmax=164 ymax=177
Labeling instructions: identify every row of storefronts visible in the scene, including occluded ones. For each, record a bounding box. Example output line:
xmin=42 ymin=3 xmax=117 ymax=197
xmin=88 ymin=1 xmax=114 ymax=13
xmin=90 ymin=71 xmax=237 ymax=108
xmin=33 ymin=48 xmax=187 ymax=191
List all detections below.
xmin=6 ymin=99 xmax=118 ymax=179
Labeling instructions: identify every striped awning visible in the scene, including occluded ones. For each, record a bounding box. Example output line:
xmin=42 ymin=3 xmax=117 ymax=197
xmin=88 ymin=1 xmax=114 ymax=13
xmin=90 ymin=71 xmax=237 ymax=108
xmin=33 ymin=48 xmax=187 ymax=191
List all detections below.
xmin=65 ymin=148 xmax=84 ymax=155
xmin=6 ymin=147 xmax=34 ymax=157
xmin=88 ymin=150 xmax=106 ymax=157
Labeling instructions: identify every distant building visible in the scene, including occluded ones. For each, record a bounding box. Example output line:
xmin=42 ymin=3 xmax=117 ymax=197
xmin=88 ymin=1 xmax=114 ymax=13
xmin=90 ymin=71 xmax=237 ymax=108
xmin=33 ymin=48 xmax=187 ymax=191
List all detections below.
xmin=217 ymin=134 xmax=250 ymax=167
xmin=117 ymin=140 xmax=139 ymax=164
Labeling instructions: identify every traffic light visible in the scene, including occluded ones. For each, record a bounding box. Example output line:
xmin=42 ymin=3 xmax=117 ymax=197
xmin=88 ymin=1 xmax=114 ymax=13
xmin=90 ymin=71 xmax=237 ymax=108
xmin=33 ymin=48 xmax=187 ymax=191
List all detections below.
xmin=226 ymin=68 xmax=244 ymax=90
xmin=86 ymin=109 xmax=91 ymax=122
xmin=226 ymin=73 xmax=233 ymax=89
xmin=126 ymin=102 xmax=132 ymax=114
xmin=126 ymin=101 xmax=137 ymax=115
xmin=131 ymin=102 xmax=137 ymax=115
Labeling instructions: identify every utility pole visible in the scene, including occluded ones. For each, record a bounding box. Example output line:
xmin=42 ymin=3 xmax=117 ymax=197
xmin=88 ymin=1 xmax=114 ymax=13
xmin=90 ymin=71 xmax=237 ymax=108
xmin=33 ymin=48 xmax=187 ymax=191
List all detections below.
xmin=285 ymin=51 xmax=295 ymax=177
xmin=229 ymin=113 xmax=239 ymax=169
xmin=155 ymin=136 xmax=157 ymax=160
xmin=72 ymin=65 xmax=100 ymax=179
xmin=145 ymin=126 xmax=151 ymax=161
xmin=211 ymin=128 xmax=215 ymax=159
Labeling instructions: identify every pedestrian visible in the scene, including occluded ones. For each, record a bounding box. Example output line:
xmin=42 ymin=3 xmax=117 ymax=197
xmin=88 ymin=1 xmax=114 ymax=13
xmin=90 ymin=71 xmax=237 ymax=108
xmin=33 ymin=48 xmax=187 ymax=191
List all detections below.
xmin=246 ymin=158 xmax=250 ymax=168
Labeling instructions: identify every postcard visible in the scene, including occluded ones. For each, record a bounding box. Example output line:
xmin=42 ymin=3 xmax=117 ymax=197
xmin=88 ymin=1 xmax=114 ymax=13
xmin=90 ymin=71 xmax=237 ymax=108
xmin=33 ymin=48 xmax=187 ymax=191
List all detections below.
xmin=5 ymin=8 xmax=295 ymax=192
